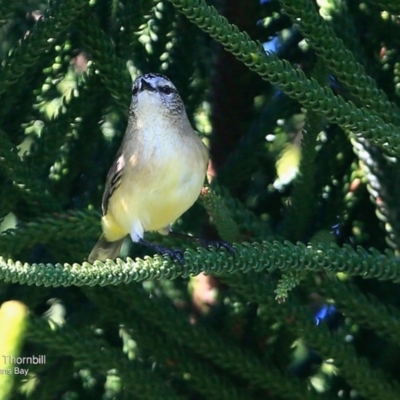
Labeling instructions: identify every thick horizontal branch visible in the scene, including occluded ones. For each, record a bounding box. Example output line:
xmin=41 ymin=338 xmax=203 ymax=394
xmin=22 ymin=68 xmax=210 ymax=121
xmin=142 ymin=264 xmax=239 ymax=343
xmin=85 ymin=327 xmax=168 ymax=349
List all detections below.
xmin=0 ymin=241 xmax=399 ymax=286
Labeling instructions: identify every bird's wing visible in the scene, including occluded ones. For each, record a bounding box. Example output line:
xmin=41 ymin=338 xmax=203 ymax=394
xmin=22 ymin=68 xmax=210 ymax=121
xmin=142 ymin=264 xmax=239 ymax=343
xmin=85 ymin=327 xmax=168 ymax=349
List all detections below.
xmin=102 ymin=147 xmax=125 ymax=215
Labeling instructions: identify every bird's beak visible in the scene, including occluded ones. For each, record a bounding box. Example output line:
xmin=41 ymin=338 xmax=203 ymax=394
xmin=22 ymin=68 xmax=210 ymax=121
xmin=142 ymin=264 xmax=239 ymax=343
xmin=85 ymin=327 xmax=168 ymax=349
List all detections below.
xmin=138 ymin=78 xmax=156 ymax=92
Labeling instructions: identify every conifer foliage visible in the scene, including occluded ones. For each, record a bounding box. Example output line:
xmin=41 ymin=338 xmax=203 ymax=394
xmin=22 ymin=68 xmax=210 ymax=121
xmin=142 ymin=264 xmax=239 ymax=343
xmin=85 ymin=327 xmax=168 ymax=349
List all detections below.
xmin=1 ymin=0 xmax=400 ymax=399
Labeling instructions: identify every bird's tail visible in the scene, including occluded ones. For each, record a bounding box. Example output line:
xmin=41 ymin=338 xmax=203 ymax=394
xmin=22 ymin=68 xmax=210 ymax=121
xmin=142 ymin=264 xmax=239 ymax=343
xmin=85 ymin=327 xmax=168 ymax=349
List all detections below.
xmin=88 ymin=234 xmax=124 ymax=263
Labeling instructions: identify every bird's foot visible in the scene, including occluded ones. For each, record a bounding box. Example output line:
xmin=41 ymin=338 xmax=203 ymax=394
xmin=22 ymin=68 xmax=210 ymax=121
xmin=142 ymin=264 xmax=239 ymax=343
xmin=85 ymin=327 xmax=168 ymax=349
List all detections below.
xmin=198 ymin=239 xmax=235 ymax=253
xmin=168 ymin=232 xmax=234 ymax=253
xmin=158 ymin=247 xmax=185 ymax=264
xmin=138 ymin=239 xmax=184 ymax=264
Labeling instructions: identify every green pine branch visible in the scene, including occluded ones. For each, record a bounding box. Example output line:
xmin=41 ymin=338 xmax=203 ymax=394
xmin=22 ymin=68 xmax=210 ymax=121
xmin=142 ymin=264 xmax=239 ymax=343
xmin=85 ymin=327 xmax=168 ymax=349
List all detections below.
xmin=318 ymin=279 xmax=400 ymax=348
xmin=27 ymin=316 xmax=184 ymax=399
xmin=223 ymin=272 xmax=400 ymax=400
xmin=26 ymin=73 xmax=104 ymax=172
xmin=0 ymin=0 xmax=88 ymax=118
xmin=0 ymin=128 xmax=60 ymax=214
xmin=76 ymin=10 xmax=131 ymax=113
xmin=199 ymin=186 xmax=241 ymax=242
xmin=367 ymin=0 xmax=400 ymax=13
xmin=87 ymin=286 xmax=254 ymax=400
xmin=167 ymin=0 xmax=400 ymax=157
xmin=208 ymin=183 xmax=272 ymax=240
xmin=1 ymin=241 xmax=400 ymax=285
xmin=115 ymin=0 xmax=154 ymax=65
xmin=279 ymin=0 xmax=400 ymax=125
xmin=92 ymin=285 xmax=320 ymax=400
xmin=351 ymin=137 xmax=400 ymax=250
xmin=0 ymin=210 xmax=99 ymax=258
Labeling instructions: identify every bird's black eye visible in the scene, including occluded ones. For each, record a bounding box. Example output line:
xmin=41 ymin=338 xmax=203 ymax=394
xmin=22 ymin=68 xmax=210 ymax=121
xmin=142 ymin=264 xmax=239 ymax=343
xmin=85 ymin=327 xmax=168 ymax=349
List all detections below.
xmin=159 ymin=85 xmax=173 ymax=95
xmin=132 ymin=86 xmax=138 ymax=96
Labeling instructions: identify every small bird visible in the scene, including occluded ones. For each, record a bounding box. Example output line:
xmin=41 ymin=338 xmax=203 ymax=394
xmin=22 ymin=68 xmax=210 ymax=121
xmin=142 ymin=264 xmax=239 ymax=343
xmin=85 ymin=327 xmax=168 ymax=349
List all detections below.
xmin=88 ymin=73 xmax=209 ymax=262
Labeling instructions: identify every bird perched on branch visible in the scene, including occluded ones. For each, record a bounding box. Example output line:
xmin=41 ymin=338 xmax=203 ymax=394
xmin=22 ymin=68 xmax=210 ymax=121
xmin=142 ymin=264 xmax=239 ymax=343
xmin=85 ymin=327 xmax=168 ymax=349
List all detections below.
xmin=88 ymin=73 xmax=209 ymax=263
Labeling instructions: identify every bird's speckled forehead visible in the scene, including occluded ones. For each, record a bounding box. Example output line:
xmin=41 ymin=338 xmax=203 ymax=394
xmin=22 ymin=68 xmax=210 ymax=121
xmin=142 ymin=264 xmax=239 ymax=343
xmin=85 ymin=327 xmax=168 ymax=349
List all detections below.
xmin=135 ymin=73 xmax=176 ymax=88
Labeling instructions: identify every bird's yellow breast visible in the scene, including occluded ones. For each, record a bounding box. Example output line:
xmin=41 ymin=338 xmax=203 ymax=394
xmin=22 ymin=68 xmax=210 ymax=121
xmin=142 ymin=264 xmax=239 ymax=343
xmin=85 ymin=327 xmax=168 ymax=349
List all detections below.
xmin=102 ymin=133 xmax=208 ymax=242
